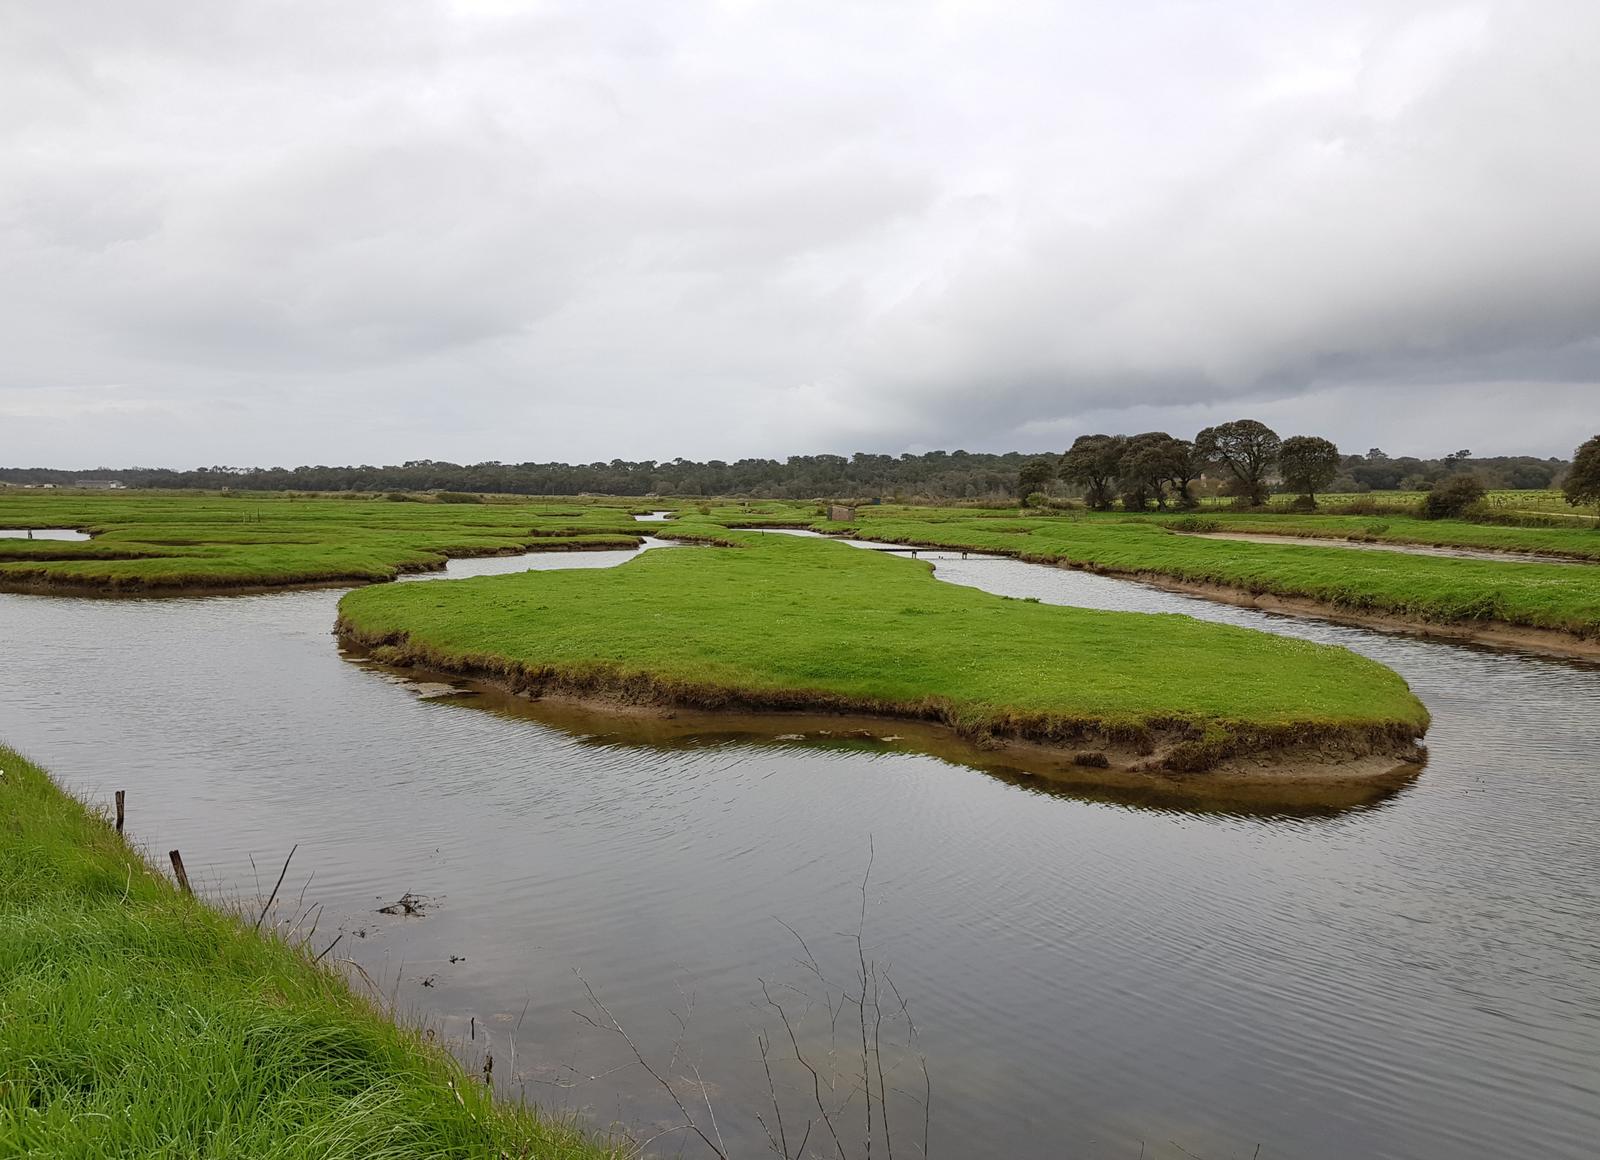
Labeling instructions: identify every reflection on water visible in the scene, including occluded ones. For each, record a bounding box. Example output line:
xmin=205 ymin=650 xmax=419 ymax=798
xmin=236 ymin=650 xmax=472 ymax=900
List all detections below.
xmin=2 ymin=537 xmax=1598 ymax=1159
xmin=397 ymin=535 xmax=677 ymax=581
xmin=0 ymin=527 xmax=91 ymax=540
xmin=349 ymin=661 xmax=1422 ymax=818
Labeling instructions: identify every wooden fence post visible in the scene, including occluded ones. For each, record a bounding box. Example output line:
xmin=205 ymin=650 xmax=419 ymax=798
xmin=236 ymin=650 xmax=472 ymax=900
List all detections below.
xmin=169 ymin=849 xmax=193 ymax=895
xmin=115 ymin=790 xmax=125 ymax=832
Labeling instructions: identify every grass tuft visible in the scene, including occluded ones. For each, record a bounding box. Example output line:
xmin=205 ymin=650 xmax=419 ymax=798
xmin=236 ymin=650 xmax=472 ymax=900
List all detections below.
xmin=0 ymin=747 xmax=619 ymax=1160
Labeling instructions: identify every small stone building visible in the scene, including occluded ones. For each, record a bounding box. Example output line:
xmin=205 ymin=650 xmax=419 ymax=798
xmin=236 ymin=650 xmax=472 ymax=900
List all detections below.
xmin=828 ymin=504 xmax=856 ymax=522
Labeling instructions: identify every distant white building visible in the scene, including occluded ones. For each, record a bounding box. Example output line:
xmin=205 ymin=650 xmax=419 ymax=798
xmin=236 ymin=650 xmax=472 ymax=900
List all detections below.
xmin=74 ymin=479 xmax=126 ymax=490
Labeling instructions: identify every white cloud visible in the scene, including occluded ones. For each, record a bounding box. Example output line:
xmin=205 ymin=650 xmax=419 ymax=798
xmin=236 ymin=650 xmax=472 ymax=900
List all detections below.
xmin=0 ymin=0 xmax=1596 ymax=467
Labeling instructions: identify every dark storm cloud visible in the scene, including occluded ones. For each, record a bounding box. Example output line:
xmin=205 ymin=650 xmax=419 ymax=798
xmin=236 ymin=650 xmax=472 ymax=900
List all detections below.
xmin=1 ymin=0 xmax=1596 ymax=466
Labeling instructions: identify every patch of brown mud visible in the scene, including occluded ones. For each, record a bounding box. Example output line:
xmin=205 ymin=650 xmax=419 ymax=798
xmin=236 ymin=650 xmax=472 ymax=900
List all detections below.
xmin=338 ymin=641 xmax=1426 ymax=816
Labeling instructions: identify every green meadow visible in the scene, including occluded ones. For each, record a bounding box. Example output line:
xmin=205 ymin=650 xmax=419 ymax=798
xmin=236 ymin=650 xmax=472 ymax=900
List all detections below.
xmin=0 ymin=492 xmax=644 ymax=591
xmin=684 ymin=502 xmax=1600 ymax=640
xmin=4 ymin=488 xmax=1594 ymax=641
xmin=1149 ymin=511 xmax=1600 ymax=561
xmin=337 ymin=529 xmax=1427 ymax=769
xmin=0 ymin=746 xmax=617 ymax=1160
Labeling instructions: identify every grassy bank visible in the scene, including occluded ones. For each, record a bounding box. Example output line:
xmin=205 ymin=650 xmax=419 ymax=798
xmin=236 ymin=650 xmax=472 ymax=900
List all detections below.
xmin=687 ymin=497 xmax=1600 ymax=560
xmin=1146 ymin=511 xmax=1600 ymax=561
xmin=0 ymin=492 xmax=645 ymax=592
xmin=849 ymin=516 xmax=1600 ymax=642
xmin=685 ymin=504 xmax=1600 ymax=644
xmin=1202 ymin=487 xmax=1598 ymax=523
xmin=0 ymin=746 xmax=617 ymax=1159
xmin=338 ymin=530 xmax=1427 ymax=773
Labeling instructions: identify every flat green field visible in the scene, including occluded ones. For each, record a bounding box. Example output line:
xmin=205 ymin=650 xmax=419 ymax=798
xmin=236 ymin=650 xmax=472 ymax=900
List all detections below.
xmin=1198 ymin=488 xmax=1597 ymax=522
xmin=6 ymin=489 xmax=1594 ymax=646
xmin=0 ymin=492 xmax=644 ymax=590
xmin=688 ymin=503 xmax=1600 ymax=641
xmin=338 ymin=530 xmax=1427 ymax=770
xmin=0 ymin=746 xmax=615 ymax=1160
xmin=1165 ymin=514 xmax=1600 ymax=560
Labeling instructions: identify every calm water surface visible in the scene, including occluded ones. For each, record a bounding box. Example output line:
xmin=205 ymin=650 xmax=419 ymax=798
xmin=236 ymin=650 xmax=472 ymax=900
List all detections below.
xmin=2 ymin=536 xmax=1597 ymax=1159
xmin=0 ymin=527 xmax=90 ymax=540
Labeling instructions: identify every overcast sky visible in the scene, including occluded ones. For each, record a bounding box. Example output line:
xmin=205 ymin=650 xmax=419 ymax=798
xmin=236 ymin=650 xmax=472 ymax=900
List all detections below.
xmin=3 ymin=0 xmax=1597 ymax=467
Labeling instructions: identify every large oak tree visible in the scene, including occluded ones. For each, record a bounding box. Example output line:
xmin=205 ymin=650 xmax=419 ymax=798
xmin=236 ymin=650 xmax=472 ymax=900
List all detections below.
xmin=1195 ymin=419 xmax=1281 ymax=506
xmin=1278 ymin=435 xmax=1342 ymax=506
xmin=1059 ymin=434 xmax=1126 ymax=510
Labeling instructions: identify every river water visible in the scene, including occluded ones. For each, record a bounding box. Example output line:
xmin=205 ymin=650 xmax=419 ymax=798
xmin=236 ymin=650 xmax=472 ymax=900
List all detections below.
xmin=0 ymin=527 xmax=91 ymax=540
xmin=2 ymin=536 xmax=1597 ymax=1159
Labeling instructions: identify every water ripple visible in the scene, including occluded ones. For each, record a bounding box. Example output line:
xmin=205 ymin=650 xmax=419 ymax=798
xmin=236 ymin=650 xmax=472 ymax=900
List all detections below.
xmin=1 ymin=542 xmax=1597 ymax=1157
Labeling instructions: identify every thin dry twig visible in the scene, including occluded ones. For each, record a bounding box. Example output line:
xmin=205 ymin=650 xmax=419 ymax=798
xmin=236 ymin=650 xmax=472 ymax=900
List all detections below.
xmin=254 ymin=843 xmax=299 ymax=932
xmin=872 ymin=964 xmax=894 ymax=1160
xmin=757 ymin=1032 xmax=790 ymax=1158
xmin=855 ymin=838 xmax=876 ymax=1160
xmin=571 ymin=969 xmax=729 ymax=1160
xmin=312 ymin=933 xmax=342 ymax=964
xmin=762 ymin=978 xmax=846 ymax=1159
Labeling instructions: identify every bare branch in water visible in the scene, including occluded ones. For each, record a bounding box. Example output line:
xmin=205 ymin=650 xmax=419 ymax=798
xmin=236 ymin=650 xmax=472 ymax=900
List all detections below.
xmin=254 ymin=843 xmax=298 ymax=932
xmin=572 ymin=969 xmax=730 ymax=1160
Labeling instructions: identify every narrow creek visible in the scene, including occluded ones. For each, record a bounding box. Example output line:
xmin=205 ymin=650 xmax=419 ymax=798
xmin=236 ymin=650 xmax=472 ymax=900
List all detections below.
xmin=2 ymin=533 xmax=1597 ymax=1159
xmin=1188 ymin=529 xmax=1588 ymax=565
xmin=0 ymin=527 xmax=91 ymax=540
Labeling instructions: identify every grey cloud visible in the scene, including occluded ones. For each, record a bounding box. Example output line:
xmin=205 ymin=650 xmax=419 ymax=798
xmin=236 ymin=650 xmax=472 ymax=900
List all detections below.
xmin=1 ymin=0 xmax=1597 ymax=467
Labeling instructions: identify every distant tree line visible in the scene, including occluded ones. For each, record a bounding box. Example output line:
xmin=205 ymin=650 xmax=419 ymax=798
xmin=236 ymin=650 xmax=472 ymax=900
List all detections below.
xmin=0 ymin=451 xmax=1036 ymax=499
xmin=1019 ymin=422 xmax=1580 ymax=511
xmin=0 ymin=438 xmax=1578 ymax=504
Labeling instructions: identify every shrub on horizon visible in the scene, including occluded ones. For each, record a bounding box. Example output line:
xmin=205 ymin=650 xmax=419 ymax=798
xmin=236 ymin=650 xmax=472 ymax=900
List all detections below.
xmin=1564 ymin=434 xmax=1600 ymax=520
xmin=1419 ymin=475 xmax=1486 ymax=520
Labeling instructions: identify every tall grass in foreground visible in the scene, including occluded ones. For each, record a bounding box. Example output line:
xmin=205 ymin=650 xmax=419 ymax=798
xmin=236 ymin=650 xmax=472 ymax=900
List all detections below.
xmin=0 ymin=746 xmax=618 ymax=1160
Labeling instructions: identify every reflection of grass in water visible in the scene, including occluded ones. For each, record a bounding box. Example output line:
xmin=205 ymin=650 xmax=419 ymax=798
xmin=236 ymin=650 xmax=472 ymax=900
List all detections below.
xmin=432 ymin=682 xmax=1417 ymax=816
xmin=0 ymin=492 xmax=645 ymax=591
xmin=338 ymin=529 xmax=1426 ymax=773
xmin=0 ymin=745 xmax=618 ymax=1159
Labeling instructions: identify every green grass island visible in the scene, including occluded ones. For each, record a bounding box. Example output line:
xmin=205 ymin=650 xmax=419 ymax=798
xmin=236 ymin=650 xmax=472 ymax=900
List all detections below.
xmin=0 ymin=493 xmax=648 ymax=594
xmin=337 ymin=530 xmax=1429 ymax=787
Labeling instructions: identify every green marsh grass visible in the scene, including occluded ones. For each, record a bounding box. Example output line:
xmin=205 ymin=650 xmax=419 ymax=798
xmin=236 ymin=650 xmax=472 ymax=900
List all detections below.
xmin=695 ymin=503 xmax=1600 ymax=640
xmin=0 ymin=746 xmax=618 ymax=1160
xmin=0 ymin=492 xmax=645 ymax=591
xmin=839 ymin=515 xmax=1600 ymax=639
xmin=336 ymin=530 xmax=1427 ymax=766
xmin=1146 ymin=511 xmax=1600 ymax=561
